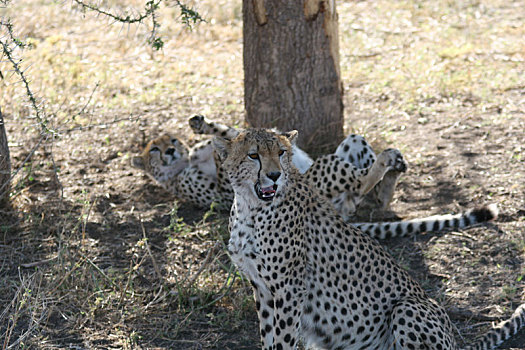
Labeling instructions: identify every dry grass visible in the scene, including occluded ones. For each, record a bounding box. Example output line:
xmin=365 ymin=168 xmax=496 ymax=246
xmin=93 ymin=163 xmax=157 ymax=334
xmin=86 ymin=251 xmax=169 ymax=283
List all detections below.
xmin=1 ymin=0 xmax=524 ymax=348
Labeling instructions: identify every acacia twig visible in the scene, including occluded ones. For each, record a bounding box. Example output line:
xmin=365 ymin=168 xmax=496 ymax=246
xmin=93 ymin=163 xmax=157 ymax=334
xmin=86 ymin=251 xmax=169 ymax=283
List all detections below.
xmin=71 ymin=0 xmax=160 ymax=24
xmin=1 ymin=19 xmax=55 ymax=135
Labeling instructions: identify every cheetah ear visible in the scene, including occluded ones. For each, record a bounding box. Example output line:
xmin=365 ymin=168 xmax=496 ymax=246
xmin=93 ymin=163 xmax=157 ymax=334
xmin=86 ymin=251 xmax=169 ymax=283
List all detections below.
xmin=131 ymin=156 xmax=145 ymax=170
xmin=283 ymin=130 xmax=298 ymax=145
xmin=212 ymin=136 xmax=231 ymax=160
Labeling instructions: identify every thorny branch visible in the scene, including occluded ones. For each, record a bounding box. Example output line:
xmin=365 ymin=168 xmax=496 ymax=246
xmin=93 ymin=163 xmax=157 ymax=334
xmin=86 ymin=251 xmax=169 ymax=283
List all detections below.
xmin=72 ymin=0 xmax=161 ymax=24
xmin=71 ymin=0 xmax=205 ymax=50
xmin=0 ymin=19 xmax=54 ymax=135
xmin=174 ymin=0 xmax=205 ymax=28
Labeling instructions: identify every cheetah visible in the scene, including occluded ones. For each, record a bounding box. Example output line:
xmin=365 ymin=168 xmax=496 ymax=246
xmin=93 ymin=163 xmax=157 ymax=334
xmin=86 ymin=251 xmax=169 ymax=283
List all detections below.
xmin=213 ymin=127 xmax=525 ymax=350
xmin=132 ymin=118 xmax=498 ymax=238
xmin=131 ymin=134 xmax=232 ymax=208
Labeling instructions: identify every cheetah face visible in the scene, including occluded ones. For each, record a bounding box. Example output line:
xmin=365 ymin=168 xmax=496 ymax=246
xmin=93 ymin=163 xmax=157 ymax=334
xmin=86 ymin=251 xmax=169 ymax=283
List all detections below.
xmin=250 ymin=150 xmax=283 ymax=201
xmin=132 ymin=134 xmax=190 ymax=182
xmin=213 ymin=129 xmax=298 ymax=202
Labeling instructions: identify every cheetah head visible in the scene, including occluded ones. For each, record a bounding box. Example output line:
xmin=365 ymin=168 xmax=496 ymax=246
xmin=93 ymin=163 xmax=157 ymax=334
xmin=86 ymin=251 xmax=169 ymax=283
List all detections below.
xmin=131 ymin=134 xmax=190 ymax=182
xmin=213 ymin=129 xmax=298 ymax=202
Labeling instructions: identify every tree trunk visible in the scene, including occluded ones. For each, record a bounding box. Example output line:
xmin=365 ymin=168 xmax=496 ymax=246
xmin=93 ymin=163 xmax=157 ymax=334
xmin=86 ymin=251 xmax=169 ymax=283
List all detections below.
xmin=0 ymin=107 xmax=11 ymax=206
xmin=243 ymin=0 xmax=344 ymax=156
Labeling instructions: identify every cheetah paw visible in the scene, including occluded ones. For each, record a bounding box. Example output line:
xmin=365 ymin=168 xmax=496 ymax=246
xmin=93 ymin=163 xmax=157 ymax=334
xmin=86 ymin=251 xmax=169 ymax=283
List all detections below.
xmin=381 ymin=148 xmax=407 ymax=173
xmin=189 ymin=114 xmax=206 ymax=134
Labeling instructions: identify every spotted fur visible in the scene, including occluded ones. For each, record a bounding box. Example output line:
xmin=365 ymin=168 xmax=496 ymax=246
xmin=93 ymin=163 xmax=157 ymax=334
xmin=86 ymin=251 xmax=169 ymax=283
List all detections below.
xmin=216 ymin=128 xmax=525 ymax=350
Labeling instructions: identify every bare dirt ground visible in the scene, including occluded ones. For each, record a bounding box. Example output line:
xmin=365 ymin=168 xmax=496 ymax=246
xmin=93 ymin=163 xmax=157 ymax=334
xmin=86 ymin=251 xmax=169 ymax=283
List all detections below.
xmin=1 ymin=0 xmax=524 ymax=349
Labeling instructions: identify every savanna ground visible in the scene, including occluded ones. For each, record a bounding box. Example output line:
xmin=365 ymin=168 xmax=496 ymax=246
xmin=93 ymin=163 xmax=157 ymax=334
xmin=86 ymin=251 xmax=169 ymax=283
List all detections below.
xmin=0 ymin=0 xmax=524 ymax=348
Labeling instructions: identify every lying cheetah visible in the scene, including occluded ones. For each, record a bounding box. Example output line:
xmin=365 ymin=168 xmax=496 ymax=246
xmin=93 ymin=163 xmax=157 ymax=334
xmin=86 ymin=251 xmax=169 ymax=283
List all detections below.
xmin=132 ymin=117 xmax=497 ymax=238
xmin=214 ymin=128 xmax=524 ymax=350
xmin=131 ymin=134 xmax=232 ymax=208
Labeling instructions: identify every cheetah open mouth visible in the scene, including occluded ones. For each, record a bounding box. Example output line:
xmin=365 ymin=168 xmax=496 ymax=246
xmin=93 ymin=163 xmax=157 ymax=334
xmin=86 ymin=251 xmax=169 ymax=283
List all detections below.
xmin=255 ymin=182 xmax=277 ymax=201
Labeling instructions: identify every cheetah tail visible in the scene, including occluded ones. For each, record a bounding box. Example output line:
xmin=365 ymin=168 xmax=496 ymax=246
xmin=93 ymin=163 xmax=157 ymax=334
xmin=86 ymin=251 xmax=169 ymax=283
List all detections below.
xmin=351 ymin=204 xmax=498 ymax=240
xmin=461 ymin=303 xmax=525 ymax=350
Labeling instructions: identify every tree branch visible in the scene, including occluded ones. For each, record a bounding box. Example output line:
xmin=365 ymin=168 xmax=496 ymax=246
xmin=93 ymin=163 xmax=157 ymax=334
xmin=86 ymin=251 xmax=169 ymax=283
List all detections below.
xmin=70 ymin=0 xmax=205 ymax=50
xmin=0 ymin=19 xmax=55 ymax=135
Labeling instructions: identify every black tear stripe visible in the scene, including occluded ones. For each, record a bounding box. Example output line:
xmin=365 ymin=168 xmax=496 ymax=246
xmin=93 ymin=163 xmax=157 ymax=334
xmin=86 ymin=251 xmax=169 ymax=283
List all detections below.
xmin=256 ymin=145 xmax=262 ymax=181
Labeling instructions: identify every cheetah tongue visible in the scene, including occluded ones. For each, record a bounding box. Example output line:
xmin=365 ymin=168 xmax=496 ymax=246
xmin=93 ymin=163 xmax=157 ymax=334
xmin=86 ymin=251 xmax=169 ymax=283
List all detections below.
xmin=261 ymin=185 xmax=276 ymax=197
xmin=255 ymin=182 xmax=277 ymax=201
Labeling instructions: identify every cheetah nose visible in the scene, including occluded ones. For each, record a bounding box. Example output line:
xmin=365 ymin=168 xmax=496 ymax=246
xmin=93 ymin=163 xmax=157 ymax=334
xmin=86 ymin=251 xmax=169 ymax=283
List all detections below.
xmin=267 ymin=171 xmax=281 ymax=182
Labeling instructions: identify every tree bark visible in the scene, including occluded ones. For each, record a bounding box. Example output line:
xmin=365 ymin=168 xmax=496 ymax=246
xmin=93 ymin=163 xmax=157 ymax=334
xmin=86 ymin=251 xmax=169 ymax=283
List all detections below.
xmin=0 ymin=107 xmax=11 ymax=206
xmin=243 ymin=0 xmax=344 ymax=156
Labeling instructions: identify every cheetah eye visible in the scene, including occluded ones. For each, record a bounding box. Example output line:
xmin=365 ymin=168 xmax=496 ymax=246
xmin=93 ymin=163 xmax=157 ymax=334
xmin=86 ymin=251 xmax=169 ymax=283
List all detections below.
xmin=248 ymin=153 xmax=259 ymax=160
xmin=149 ymin=146 xmax=161 ymax=153
xmin=278 ymin=149 xmax=285 ymax=156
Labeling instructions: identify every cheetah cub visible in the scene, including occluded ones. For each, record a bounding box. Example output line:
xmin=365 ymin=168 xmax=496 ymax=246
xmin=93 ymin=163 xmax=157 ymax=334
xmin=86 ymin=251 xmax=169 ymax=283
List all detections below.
xmin=214 ymin=128 xmax=524 ymax=350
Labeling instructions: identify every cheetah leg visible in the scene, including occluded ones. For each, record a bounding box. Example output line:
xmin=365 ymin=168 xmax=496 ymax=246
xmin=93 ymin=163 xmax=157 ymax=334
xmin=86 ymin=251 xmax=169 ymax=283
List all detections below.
xmin=189 ymin=115 xmax=241 ymax=139
xmin=187 ymin=139 xmax=217 ymax=178
xmin=270 ymin=293 xmax=301 ymax=350
xmin=251 ymin=280 xmax=275 ymax=349
xmin=334 ymin=149 xmax=405 ymax=220
xmin=188 ymin=139 xmax=213 ymax=162
xmin=334 ymin=134 xmax=406 ymax=216
xmin=355 ymin=148 xmax=406 ymax=199
xmin=306 ymin=155 xmax=379 ymax=220
xmin=372 ymin=169 xmax=404 ymax=210
xmin=389 ymin=297 xmax=457 ymax=350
